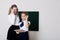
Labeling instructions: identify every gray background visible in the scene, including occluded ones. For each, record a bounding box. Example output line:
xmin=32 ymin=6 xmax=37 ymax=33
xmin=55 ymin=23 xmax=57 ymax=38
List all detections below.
xmin=0 ymin=0 xmax=60 ymax=40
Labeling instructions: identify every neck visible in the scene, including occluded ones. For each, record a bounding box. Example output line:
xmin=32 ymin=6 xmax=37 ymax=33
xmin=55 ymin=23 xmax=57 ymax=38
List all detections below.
xmin=22 ymin=19 xmax=27 ymax=21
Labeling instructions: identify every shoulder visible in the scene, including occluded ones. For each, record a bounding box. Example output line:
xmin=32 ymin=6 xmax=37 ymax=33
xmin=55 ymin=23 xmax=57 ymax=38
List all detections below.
xmin=8 ymin=13 xmax=15 ymax=19
xmin=8 ymin=13 xmax=15 ymax=17
xmin=8 ymin=13 xmax=13 ymax=16
xmin=8 ymin=14 xmax=11 ymax=17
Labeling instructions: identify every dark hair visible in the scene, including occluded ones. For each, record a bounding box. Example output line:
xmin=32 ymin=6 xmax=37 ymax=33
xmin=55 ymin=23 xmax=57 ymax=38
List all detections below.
xmin=11 ymin=4 xmax=17 ymax=9
xmin=8 ymin=4 xmax=18 ymax=15
xmin=21 ymin=12 xmax=29 ymax=16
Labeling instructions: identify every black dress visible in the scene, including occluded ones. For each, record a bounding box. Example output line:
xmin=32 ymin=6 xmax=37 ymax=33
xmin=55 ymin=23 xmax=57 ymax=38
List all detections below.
xmin=7 ymin=21 xmax=29 ymax=40
xmin=7 ymin=25 xmax=20 ymax=40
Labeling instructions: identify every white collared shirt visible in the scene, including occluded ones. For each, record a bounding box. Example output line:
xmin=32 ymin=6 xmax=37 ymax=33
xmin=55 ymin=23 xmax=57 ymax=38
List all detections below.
xmin=8 ymin=13 xmax=20 ymax=26
xmin=19 ymin=20 xmax=30 ymax=31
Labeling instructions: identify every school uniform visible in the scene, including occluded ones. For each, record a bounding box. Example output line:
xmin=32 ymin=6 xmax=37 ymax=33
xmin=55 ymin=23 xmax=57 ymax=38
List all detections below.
xmin=7 ymin=13 xmax=20 ymax=40
xmin=19 ymin=20 xmax=30 ymax=40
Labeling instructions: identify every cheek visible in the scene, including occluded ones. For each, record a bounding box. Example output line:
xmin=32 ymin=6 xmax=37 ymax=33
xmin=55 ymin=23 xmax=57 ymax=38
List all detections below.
xmin=21 ymin=17 xmax=24 ymax=19
xmin=13 ymin=9 xmax=17 ymax=12
xmin=23 ymin=17 xmax=25 ymax=19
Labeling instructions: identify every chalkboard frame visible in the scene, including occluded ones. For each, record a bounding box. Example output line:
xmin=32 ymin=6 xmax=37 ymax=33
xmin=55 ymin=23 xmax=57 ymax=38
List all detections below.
xmin=18 ymin=11 xmax=39 ymax=31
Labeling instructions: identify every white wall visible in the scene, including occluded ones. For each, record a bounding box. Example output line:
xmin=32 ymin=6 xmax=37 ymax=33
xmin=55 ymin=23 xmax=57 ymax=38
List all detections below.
xmin=0 ymin=0 xmax=60 ymax=40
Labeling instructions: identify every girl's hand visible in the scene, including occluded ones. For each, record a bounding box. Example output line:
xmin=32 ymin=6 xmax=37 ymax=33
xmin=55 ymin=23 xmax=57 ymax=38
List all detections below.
xmin=26 ymin=16 xmax=28 ymax=21
xmin=16 ymin=31 xmax=20 ymax=34
xmin=14 ymin=29 xmax=20 ymax=34
xmin=11 ymin=9 xmax=14 ymax=13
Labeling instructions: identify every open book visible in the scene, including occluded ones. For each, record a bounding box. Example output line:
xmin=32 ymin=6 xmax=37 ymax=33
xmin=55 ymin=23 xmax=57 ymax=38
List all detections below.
xmin=14 ymin=29 xmax=26 ymax=34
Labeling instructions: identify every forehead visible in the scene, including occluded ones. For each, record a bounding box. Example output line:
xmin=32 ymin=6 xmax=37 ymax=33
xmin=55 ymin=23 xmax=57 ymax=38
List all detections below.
xmin=13 ymin=7 xmax=17 ymax=9
xmin=21 ymin=13 xmax=26 ymax=16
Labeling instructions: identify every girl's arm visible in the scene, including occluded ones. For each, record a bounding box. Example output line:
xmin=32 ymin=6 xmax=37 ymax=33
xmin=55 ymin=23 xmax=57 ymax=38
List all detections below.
xmin=25 ymin=15 xmax=31 ymax=28
xmin=8 ymin=13 xmax=16 ymax=25
xmin=26 ymin=21 xmax=31 ymax=28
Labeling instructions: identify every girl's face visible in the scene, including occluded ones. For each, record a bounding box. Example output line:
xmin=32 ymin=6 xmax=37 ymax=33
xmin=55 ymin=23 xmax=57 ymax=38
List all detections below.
xmin=11 ymin=7 xmax=18 ymax=14
xmin=21 ymin=13 xmax=27 ymax=20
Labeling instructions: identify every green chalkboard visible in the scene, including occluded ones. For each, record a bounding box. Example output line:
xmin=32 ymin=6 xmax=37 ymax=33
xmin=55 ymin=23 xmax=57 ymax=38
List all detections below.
xmin=18 ymin=11 xmax=39 ymax=31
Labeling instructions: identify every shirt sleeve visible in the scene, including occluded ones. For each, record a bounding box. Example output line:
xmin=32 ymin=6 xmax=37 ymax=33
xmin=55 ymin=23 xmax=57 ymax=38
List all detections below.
xmin=8 ymin=14 xmax=15 ymax=25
